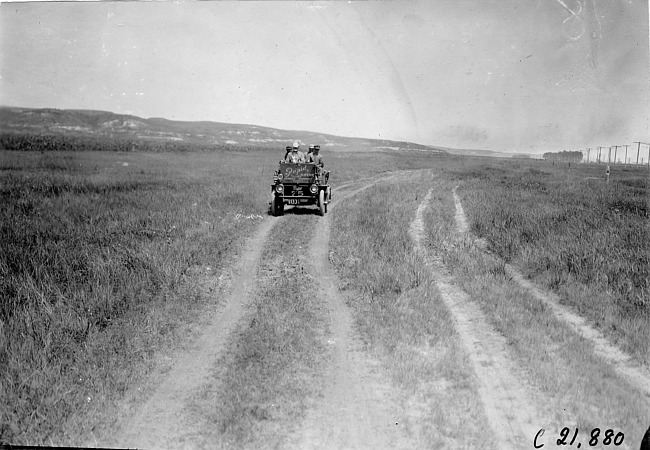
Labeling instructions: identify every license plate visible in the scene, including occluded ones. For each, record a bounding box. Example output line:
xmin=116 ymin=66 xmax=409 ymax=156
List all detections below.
xmin=287 ymin=199 xmax=300 ymax=204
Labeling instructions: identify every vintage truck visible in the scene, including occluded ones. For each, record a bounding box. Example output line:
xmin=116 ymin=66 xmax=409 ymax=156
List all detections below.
xmin=270 ymin=162 xmax=331 ymax=216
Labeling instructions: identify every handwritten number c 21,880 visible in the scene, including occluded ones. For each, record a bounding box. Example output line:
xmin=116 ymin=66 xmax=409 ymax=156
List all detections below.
xmin=534 ymin=427 xmax=625 ymax=447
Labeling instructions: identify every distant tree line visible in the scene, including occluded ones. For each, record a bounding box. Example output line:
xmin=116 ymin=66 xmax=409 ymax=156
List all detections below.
xmin=0 ymin=132 xmax=271 ymax=153
xmin=543 ymin=150 xmax=582 ymax=163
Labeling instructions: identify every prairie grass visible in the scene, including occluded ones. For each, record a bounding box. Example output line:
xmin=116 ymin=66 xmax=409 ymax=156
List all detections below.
xmin=328 ymin=171 xmax=493 ymax=448
xmin=0 ymin=145 xmax=453 ymax=445
xmin=425 ymin=159 xmax=650 ymax=446
xmin=0 ymin=149 xmax=277 ymax=444
xmin=6 ymin=144 xmax=648 ymax=447
xmin=451 ymin=160 xmax=649 ymax=364
xmin=325 ymin=149 xmax=452 ymax=185
xmin=424 ymin=189 xmax=650 ymax=448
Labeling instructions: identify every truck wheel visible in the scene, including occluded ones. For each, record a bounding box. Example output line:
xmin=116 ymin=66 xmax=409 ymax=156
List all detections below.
xmin=271 ymin=194 xmax=283 ymax=217
xmin=325 ymin=187 xmax=331 ymax=213
xmin=318 ymin=190 xmax=325 ymax=216
xmin=270 ymin=194 xmax=278 ymax=216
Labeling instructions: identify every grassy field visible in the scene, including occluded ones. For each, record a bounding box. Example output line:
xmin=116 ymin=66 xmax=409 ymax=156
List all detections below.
xmin=0 ymin=146 xmax=448 ymax=444
xmin=328 ymin=171 xmax=493 ymax=447
xmin=2 ymin=147 xmax=648 ymax=446
xmin=424 ymin=158 xmax=650 ymax=445
xmin=0 ymin=149 xmax=276 ymax=444
xmin=0 ymin=145 xmax=447 ymax=445
xmin=452 ymin=160 xmax=649 ymax=364
xmin=328 ymin=156 xmax=649 ymax=445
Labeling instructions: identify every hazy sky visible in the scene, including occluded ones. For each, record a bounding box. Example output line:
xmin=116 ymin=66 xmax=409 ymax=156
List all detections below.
xmin=1 ymin=0 xmax=648 ymax=153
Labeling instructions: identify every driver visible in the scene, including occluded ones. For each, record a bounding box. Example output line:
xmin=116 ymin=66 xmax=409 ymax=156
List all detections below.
xmin=285 ymin=141 xmax=306 ymax=163
xmin=283 ymin=145 xmax=292 ymax=161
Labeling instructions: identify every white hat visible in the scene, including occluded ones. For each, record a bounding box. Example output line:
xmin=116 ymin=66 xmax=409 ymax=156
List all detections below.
xmin=292 ymin=141 xmax=300 ymax=149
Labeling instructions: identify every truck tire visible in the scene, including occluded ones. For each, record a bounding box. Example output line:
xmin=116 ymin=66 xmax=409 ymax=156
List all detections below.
xmin=270 ymin=194 xmax=278 ymax=216
xmin=271 ymin=194 xmax=283 ymax=217
xmin=325 ymin=186 xmax=331 ymax=213
xmin=318 ymin=190 xmax=325 ymax=216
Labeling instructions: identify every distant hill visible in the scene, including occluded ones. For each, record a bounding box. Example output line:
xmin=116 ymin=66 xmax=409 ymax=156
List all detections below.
xmin=0 ymin=106 xmax=448 ymax=154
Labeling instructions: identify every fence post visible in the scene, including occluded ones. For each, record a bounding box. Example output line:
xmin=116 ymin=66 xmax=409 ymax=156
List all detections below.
xmin=613 ymin=145 xmax=621 ymax=164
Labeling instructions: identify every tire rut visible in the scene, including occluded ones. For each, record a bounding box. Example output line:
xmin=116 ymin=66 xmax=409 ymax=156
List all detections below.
xmin=289 ymin=177 xmax=412 ymax=449
xmin=108 ymin=170 xmax=428 ymax=449
xmin=111 ymin=218 xmax=278 ymax=449
xmin=451 ymin=186 xmax=650 ymax=397
xmin=410 ymin=188 xmax=553 ymax=449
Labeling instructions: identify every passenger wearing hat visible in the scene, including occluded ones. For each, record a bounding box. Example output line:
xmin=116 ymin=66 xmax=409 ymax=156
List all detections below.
xmin=307 ymin=145 xmax=324 ymax=167
xmin=285 ymin=141 xmax=306 ymax=163
xmin=283 ymin=145 xmax=292 ymax=161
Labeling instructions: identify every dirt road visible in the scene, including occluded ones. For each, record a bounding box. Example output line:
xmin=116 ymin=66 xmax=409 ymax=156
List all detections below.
xmin=410 ymin=188 xmax=555 ymax=449
xmin=109 ymin=175 xmax=410 ymax=449
xmin=287 ymin=181 xmax=413 ymax=450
